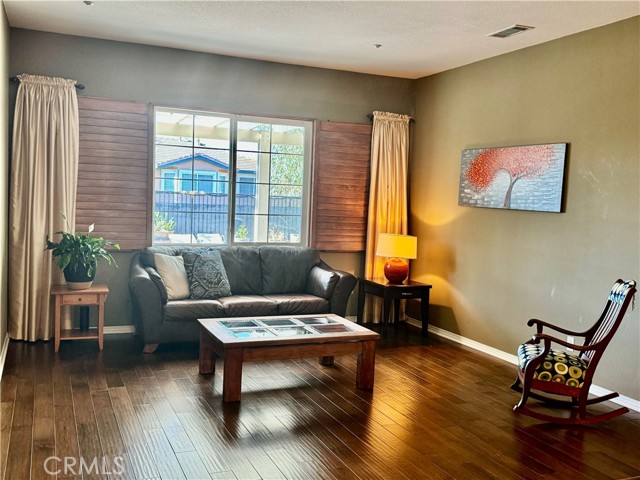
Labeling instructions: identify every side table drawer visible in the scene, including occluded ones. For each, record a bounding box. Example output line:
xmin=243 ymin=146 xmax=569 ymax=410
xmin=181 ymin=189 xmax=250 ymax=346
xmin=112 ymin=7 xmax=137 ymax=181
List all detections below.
xmin=395 ymin=290 xmax=425 ymax=299
xmin=61 ymin=293 xmax=99 ymax=305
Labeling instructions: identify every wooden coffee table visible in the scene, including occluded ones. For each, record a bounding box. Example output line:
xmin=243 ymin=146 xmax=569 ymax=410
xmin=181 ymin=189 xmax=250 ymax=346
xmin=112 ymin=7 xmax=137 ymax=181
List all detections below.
xmin=198 ymin=314 xmax=380 ymax=402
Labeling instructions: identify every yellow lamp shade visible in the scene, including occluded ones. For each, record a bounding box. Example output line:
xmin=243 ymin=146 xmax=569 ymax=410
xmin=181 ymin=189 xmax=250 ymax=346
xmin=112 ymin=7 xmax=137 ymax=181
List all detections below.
xmin=376 ymin=233 xmax=418 ymax=283
xmin=376 ymin=233 xmax=417 ymax=259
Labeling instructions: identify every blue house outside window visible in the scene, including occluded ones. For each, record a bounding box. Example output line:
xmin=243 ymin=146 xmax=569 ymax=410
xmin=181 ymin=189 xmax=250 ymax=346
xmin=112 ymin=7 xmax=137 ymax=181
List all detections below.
xmin=162 ymin=171 xmax=176 ymax=191
xmin=180 ymin=172 xmax=193 ymax=191
xmin=238 ymin=175 xmax=256 ymax=195
xmin=197 ymin=174 xmax=214 ymax=193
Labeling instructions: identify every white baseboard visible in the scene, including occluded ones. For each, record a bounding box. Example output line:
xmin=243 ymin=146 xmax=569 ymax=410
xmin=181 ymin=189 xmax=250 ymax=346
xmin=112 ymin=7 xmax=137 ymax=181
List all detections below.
xmin=0 ymin=333 xmax=9 ymax=380
xmin=588 ymin=385 xmax=640 ymax=412
xmin=406 ymin=318 xmax=640 ymax=413
xmin=427 ymin=323 xmax=519 ymax=366
xmin=104 ymin=325 xmax=135 ymax=335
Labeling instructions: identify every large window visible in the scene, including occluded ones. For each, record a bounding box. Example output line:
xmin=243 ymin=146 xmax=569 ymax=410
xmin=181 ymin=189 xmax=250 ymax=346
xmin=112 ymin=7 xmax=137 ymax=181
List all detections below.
xmin=153 ymin=108 xmax=312 ymax=245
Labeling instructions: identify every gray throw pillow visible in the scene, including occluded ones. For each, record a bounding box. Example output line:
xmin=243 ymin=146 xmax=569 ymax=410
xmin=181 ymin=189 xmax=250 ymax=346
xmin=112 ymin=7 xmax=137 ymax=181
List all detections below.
xmin=182 ymin=250 xmax=232 ymax=300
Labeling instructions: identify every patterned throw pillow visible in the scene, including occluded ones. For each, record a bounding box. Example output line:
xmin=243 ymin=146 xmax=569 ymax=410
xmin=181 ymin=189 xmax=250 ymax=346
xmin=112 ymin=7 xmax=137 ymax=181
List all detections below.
xmin=182 ymin=250 xmax=232 ymax=300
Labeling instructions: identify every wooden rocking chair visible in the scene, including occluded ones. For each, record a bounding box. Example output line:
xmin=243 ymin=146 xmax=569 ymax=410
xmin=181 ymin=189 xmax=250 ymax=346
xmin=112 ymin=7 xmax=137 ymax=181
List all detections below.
xmin=512 ymin=279 xmax=636 ymax=425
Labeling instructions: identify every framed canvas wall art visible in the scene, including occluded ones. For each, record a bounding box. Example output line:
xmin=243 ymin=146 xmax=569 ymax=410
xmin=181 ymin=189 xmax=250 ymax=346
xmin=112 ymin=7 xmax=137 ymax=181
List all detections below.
xmin=458 ymin=143 xmax=567 ymax=213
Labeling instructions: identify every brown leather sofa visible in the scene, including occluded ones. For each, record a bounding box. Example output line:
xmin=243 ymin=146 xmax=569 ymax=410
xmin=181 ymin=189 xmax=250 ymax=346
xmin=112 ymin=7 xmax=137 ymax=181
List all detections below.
xmin=129 ymin=245 xmax=357 ymax=352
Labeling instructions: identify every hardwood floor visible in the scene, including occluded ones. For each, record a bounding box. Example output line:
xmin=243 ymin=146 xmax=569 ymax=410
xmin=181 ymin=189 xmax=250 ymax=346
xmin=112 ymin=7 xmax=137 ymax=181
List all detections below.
xmin=1 ymin=323 xmax=639 ymax=480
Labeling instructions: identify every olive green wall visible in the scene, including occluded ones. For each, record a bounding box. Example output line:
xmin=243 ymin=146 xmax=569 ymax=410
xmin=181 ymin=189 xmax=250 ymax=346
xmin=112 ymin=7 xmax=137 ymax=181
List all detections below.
xmin=9 ymin=29 xmax=413 ymax=122
xmin=410 ymin=17 xmax=639 ymax=398
xmin=0 ymin=6 xmax=9 ymax=365
xmin=9 ymin=29 xmax=414 ymax=328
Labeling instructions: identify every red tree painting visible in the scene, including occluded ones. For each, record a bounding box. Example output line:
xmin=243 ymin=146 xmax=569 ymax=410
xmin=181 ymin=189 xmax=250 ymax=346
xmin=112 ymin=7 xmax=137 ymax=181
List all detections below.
xmin=465 ymin=144 xmax=557 ymax=208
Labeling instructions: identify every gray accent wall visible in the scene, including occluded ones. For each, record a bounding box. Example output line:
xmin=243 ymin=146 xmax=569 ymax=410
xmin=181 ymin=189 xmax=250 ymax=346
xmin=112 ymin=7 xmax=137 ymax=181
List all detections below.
xmin=410 ymin=17 xmax=639 ymax=399
xmin=8 ymin=28 xmax=414 ymax=329
xmin=9 ymin=29 xmax=413 ymax=122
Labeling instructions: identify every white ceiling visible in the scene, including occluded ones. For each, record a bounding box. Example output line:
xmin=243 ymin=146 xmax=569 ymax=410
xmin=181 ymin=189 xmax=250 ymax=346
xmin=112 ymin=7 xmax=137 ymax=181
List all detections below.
xmin=4 ymin=1 xmax=639 ymax=79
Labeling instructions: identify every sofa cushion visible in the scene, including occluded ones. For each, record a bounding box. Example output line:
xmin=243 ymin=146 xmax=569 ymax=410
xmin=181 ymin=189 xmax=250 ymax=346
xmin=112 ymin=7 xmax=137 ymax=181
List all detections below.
xmin=154 ymin=253 xmax=190 ymax=300
xmin=259 ymin=246 xmax=320 ymax=294
xmin=306 ymin=266 xmax=339 ymax=300
xmin=163 ymin=299 xmax=225 ymax=322
xmin=182 ymin=250 xmax=232 ymax=300
xmin=264 ymin=294 xmax=330 ymax=315
xmin=217 ymin=246 xmax=263 ymax=294
xmin=217 ymin=295 xmax=278 ymax=317
xmin=141 ymin=246 xmax=189 ymax=268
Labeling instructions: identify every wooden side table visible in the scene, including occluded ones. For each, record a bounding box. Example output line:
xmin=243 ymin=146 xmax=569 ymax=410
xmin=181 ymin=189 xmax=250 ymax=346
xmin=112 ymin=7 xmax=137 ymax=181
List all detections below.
xmin=356 ymin=277 xmax=432 ymax=337
xmin=51 ymin=284 xmax=109 ymax=352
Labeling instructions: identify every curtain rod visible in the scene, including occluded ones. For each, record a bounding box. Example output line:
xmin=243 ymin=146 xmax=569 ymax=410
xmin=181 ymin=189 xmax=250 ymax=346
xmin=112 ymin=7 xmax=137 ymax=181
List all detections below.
xmin=9 ymin=76 xmax=85 ymax=90
xmin=367 ymin=113 xmax=415 ymax=124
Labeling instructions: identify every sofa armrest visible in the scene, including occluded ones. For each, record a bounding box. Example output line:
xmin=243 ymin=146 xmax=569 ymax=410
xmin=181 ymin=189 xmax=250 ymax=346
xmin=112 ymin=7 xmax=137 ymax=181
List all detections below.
xmin=306 ymin=265 xmax=339 ymax=299
xmin=318 ymin=260 xmax=357 ymax=317
xmin=129 ymin=253 xmax=164 ymax=345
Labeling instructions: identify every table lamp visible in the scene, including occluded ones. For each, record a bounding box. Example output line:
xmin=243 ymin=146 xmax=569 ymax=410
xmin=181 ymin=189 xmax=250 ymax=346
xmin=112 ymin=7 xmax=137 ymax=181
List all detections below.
xmin=376 ymin=233 xmax=417 ymax=284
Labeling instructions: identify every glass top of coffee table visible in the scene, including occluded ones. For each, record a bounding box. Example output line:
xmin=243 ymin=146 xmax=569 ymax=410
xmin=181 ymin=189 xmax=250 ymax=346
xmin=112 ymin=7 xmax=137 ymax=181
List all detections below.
xmin=219 ymin=316 xmax=354 ymax=339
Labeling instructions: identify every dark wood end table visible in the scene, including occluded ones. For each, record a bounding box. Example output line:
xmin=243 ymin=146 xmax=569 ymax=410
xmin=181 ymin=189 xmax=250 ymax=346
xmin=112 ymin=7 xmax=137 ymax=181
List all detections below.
xmin=356 ymin=277 xmax=432 ymax=337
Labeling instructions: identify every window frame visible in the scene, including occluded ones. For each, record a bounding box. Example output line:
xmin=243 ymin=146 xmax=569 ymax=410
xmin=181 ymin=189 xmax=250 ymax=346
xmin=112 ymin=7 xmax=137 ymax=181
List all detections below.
xmin=161 ymin=171 xmax=176 ymax=192
xmin=153 ymin=106 xmax=313 ymax=247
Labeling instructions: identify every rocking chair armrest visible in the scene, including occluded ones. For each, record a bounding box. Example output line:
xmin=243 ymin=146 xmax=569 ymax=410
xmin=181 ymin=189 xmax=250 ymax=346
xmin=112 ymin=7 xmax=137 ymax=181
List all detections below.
xmin=527 ymin=318 xmax=588 ymax=337
xmin=529 ymin=333 xmax=592 ymax=352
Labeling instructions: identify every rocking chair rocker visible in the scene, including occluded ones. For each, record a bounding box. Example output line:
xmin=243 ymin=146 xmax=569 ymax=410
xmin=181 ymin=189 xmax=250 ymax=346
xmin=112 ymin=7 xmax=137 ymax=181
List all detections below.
xmin=512 ymin=279 xmax=636 ymax=425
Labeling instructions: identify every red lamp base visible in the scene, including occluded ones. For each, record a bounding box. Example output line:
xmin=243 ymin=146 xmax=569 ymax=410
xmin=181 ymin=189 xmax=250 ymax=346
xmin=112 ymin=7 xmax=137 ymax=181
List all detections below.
xmin=383 ymin=257 xmax=409 ymax=284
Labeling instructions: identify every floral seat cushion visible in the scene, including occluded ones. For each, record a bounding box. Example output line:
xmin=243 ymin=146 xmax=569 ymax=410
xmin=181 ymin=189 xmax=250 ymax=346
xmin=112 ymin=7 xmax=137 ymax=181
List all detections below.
xmin=517 ymin=344 xmax=589 ymax=387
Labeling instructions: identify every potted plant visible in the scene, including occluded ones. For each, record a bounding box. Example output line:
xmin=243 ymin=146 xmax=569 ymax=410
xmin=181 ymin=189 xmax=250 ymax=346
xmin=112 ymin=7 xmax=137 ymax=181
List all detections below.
xmin=45 ymin=215 xmax=120 ymax=290
xmin=153 ymin=211 xmax=176 ymax=243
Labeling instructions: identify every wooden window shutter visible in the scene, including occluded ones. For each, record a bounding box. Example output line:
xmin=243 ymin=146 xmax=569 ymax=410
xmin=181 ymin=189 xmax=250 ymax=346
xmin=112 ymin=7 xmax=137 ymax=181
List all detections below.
xmin=311 ymin=121 xmax=372 ymax=252
xmin=76 ymin=97 xmax=150 ymax=250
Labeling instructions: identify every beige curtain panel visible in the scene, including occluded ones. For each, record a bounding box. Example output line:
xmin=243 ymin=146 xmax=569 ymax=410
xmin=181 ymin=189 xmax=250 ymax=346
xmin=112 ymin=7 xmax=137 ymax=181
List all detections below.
xmin=364 ymin=111 xmax=411 ymax=322
xmin=9 ymin=74 xmax=79 ymax=341
xmin=365 ymin=111 xmax=411 ymax=278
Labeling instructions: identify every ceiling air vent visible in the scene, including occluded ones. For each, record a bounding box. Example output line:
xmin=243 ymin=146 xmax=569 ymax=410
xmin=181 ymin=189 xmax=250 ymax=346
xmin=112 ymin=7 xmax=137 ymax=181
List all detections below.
xmin=488 ymin=24 xmax=535 ymax=38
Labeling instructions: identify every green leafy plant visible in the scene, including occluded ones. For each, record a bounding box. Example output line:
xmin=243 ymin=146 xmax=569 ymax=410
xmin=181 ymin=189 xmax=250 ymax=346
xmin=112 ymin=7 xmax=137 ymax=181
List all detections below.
xmin=235 ymin=224 xmax=249 ymax=240
xmin=268 ymin=227 xmax=286 ymax=242
xmin=153 ymin=212 xmax=176 ymax=232
xmin=45 ymin=214 xmax=120 ymax=276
